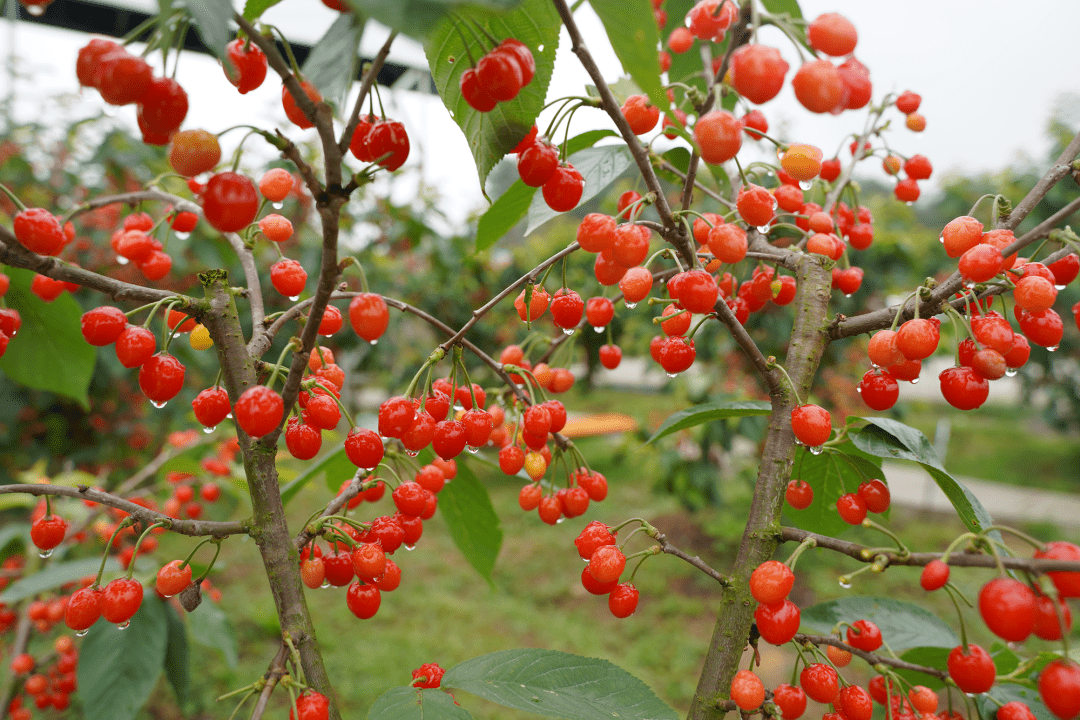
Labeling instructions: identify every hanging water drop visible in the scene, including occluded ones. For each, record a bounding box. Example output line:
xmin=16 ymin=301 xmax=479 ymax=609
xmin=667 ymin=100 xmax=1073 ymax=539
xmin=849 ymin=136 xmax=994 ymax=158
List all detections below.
xmin=592 ymin=325 xmax=605 ymax=333
xmin=1056 ymin=284 xmax=1066 ymax=291
xmin=38 ymin=549 xmax=52 ymax=559
xmin=855 ymin=385 xmax=862 ymax=393
xmin=152 ymin=400 xmax=167 ymax=409
xmin=321 ymin=580 xmax=331 ymax=589
xmin=905 ymin=201 xmax=914 ymax=207
xmin=909 ymin=377 xmax=920 ymax=385
xmin=226 ymin=412 xmax=233 ymax=419
xmin=756 ymin=225 xmax=771 ymax=234
xmin=799 ymin=180 xmax=812 ymax=190
xmin=117 ymin=620 xmax=131 ymax=630
xmin=406 ymin=449 xmax=418 ymax=458
xmin=26 ymin=4 xmax=46 ymax=15
xmin=466 ymin=445 xmax=479 ymax=454
xmin=1047 ymin=345 xmax=1059 ymax=352
xmin=939 ymin=235 xmax=946 ymax=244
xmin=76 ymin=629 xmax=88 ymax=637
xmin=272 ymin=201 xmax=284 ymax=210
xmin=1005 ymin=368 xmax=1018 ymax=377
xmin=404 ymin=543 xmax=416 ymax=551
xmin=116 ymin=255 xmax=129 ymax=265
xmin=665 ymin=372 xmax=678 ymax=379
xmin=561 ymin=327 xmax=575 ymax=336
xmin=175 ymin=232 xmax=190 ymax=240
xmin=288 ymin=295 xmax=299 ymax=301
xmin=809 ymin=445 xmax=824 ymax=455
xmin=844 ymin=293 xmax=853 ymax=298
xmin=838 ymin=578 xmax=852 ymax=589
xmin=555 ymin=516 xmax=565 ymax=524
xmin=202 ymin=425 xmax=215 ymax=434
xmin=625 ymin=301 xmax=637 ymax=309
xmin=369 ymin=339 xmax=378 ymax=346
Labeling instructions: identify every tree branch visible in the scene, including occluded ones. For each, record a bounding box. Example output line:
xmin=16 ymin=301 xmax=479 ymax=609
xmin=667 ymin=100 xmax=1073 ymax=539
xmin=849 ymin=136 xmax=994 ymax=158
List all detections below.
xmin=0 ymin=484 xmax=249 ymax=537
xmin=652 ymin=528 xmax=730 ymax=585
xmin=338 ymin=32 xmax=398 ymax=157
xmin=224 ymin=231 xmax=265 ymax=330
xmin=249 ymin=642 xmax=290 ymax=720
xmin=792 ymin=634 xmax=947 ymax=680
xmin=1005 ymin=128 xmax=1080 ymax=231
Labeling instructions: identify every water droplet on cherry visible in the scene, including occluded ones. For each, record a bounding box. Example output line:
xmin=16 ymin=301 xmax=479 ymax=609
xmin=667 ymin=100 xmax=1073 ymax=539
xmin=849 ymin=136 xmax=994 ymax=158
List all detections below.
xmin=175 ymin=232 xmax=190 ymax=240
xmin=116 ymin=255 xmax=129 ymax=265
xmin=939 ymin=235 xmax=945 ymax=244
xmin=321 ymin=580 xmax=330 ymax=589
xmin=905 ymin=201 xmax=914 ymax=207
xmin=756 ymin=225 xmax=771 ymax=234
xmin=202 ymin=425 xmax=215 ymax=434
xmin=909 ymin=377 xmax=920 ymax=384
xmin=855 ymin=385 xmax=862 ymax=393
xmin=26 ymin=4 xmax=45 ymax=15
xmin=76 ymin=629 xmax=88 ymax=637
xmin=809 ymin=445 xmax=824 ymax=455
xmin=405 ymin=449 xmax=418 ymax=457
xmin=272 ymin=201 xmax=284 ymax=210
xmin=369 ymin=339 xmax=378 ymax=346
xmin=555 ymin=516 xmax=565 ymax=524
xmin=844 ymin=293 xmax=852 ymax=298
xmin=625 ymin=301 xmax=637 ymax=309
xmin=288 ymin=295 xmax=299 ymax=301
xmin=592 ymin=325 xmax=604 ymax=333
xmin=38 ymin=549 xmax=52 ymax=559
xmin=466 ymin=446 xmax=478 ymax=454
xmin=404 ymin=543 xmax=416 ymax=551
xmin=838 ymin=578 xmax=852 ymax=589
xmin=665 ymin=372 xmax=677 ymax=379
xmin=1055 ymin=284 xmax=1066 ymax=290
xmin=799 ymin=180 xmax=812 ymax=190
xmin=152 ymin=400 xmax=167 ymax=409
xmin=117 ymin=620 xmax=130 ymax=630
xmin=1005 ymin=368 xmax=1018 ymax=377
xmin=226 ymin=412 xmax=233 ymax=419
xmin=1048 ymin=345 xmax=1059 ymax=352
xmin=561 ymin=328 xmax=575 ymax=336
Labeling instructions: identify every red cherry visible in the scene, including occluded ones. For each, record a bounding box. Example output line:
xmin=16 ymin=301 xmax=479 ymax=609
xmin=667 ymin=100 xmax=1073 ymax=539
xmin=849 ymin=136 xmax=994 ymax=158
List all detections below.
xmin=790 ymin=404 xmax=831 ymax=447
xmin=30 ymin=514 xmax=67 ymax=551
xmin=858 ymin=369 xmax=899 ymax=411
xmin=550 ymin=288 xmax=584 ymax=330
xmin=518 ymin=141 xmax=559 ymax=187
xmin=1018 ymin=308 xmax=1063 ymax=348
xmin=846 ymin=619 xmax=883 ymax=651
xmin=366 ymin=120 xmax=411 ymax=171
xmin=799 ymin=663 xmax=839 ymax=704
xmin=235 ymin=385 xmax=284 ymax=438
xmin=658 ymin=337 xmax=696 ymax=375
xmin=349 ymin=293 xmax=389 ymax=342
xmin=64 ymin=586 xmax=103 ymax=632
xmin=791 ymin=59 xmax=842 ymax=114
xmin=76 ymin=37 xmax=121 ymax=87
xmin=96 ymin=49 xmax=153 ymax=105
xmin=588 ymin=545 xmax=626 ymax=584
xmin=785 ymin=479 xmax=813 ymax=510
xmin=80 ymin=306 xmax=128 ymax=346
xmin=290 ymin=691 xmax=330 ymax=720
xmin=978 ymin=577 xmax=1036 ymax=642
xmin=729 ymin=44 xmax=789 ymax=104
xmin=807 ymin=12 xmax=858 ymax=56
xmin=224 ymin=38 xmax=268 ymax=94
xmin=608 ymin=583 xmax=639 ymax=618
xmin=1048 ymin=253 xmax=1080 ymax=285
xmin=857 ymin=479 xmax=890 ymax=513
xmin=749 ymin=560 xmax=794 ymax=605
xmin=286 ymin=419 xmax=322 ymax=460
xmin=1033 ymin=592 xmax=1072 ymax=640
xmin=754 ymin=599 xmax=800 ymax=645
xmin=694 ymin=110 xmax=742 ymax=164
xmin=838 ymin=686 xmax=873 ymax=720
xmin=138 ymin=76 xmax=188 ymax=136
xmin=270 ymin=259 xmax=308 ymax=297
xmin=836 ymin=493 xmax=867 ymax=525
xmin=13 ymin=208 xmax=66 ymax=256
xmin=947 ymin=644 xmax=996 ymax=694
xmin=542 ymin=163 xmax=585 ymax=212
xmin=476 ymin=49 xmax=524 ymax=103
xmin=115 ymin=325 xmax=156 ymax=368
xmin=202 ymin=172 xmax=259 ymax=233
xmin=730 ymin=670 xmax=765 ymax=711
xmin=939 ymin=366 xmax=989 ymax=410
xmin=345 ymin=427 xmax=384 ymax=469
xmin=101 ymin=577 xmax=144 ymax=625
xmin=772 ymin=684 xmax=807 ymax=720
xmin=282 ymin=79 xmax=321 ymax=129
xmin=1038 ymin=659 xmax=1080 ymax=720
xmin=155 ymin=559 xmax=192 ymax=597
xmin=1035 ymin=541 xmax=1080 ymax=597
xmin=920 ymin=559 xmax=950 ymax=591
xmin=896 ymin=318 xmax=938 ymax=360
xmin=345 ymin=582 xmax=381 ymax=619
xmin=432 ymin=419 xmax=467 ymax=460
xmin=138 ymin=353 xmax=186 ymax=404
xmin=599 ymin=344 xmax=622 ymax=369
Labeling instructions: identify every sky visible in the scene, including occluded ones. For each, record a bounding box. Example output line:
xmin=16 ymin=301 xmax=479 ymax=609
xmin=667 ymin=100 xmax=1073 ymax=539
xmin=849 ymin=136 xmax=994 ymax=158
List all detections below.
xmin=1 ymin=0 xmax=1078 ymax=230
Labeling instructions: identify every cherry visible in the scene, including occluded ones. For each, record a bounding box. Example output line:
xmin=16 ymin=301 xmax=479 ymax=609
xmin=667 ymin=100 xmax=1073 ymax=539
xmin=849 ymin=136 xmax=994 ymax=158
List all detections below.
xmin=169 ymin=128 xmax=221 ymax=177
xmin=998 ymin=702 xmax=1037 ymax=720
xmin=542 ymin=163 xmax=584 ymax=212
xmin=868 ymin=329 xmax=905 ymax=367
xmin=364 ymin=119 xmax=411 ymax=171
xmin=391 ymin=481 xmax=427 ymax=518
xmin=1038 ymin=659 xmax=1080 ymax=720
xmin=202 ymin=172 xmax=259 ymax=233
xmin=694 ymin=110 xmax=742 ymax=164
xmin=749 ymin=560 xmax=794 ymax=605
xmin=708 ymin=224 xmax=748 ymax=264
xmin=518 ymin=141 xmax=559 ymax=187
xmin=76 ymin=37 xmax=121 ymax=87
xmin=588 ymin=545 xmax=626 ymax=584
xmin=432 ymin=419 xmax=467 ymax=460
xmin=978 ymin=577 xmax=1036 ymax=642
xmin=659 ymin=337 xmax=696 ymax=375
xmin=345 ymin=427 xmax=384 ymax=469
xmin=514 ymin=285 xmax=550 ymax=321
xmin=729 ymin=44 xmax=788 ymax=104
xmin=785 ymin=479 xmax=813 ymax=510
xmin=837 ymin=686 xmax=873 ymax=720
xmin=894 ymin=177 xmax=921 ymax=203
xmin=896 ymin=318 xmax=938 ymax=360
xmin=857 ymin=479 xmax=891 ymax=513
xmin=819 ymin=157 xmax=842 ymax=181
xmin=826 ymin=644 xmax=851 ymax=667
xmin=1018 ymin=308 xmax=1063 ymax=347
xmin=846 ymin=619 xmax=883 ymax=651
xmin=351 ymin=542 xmax=387 ymax=580
xmin=476 ymin=47 xmax=524 ymax=102
xmin=270 ymin=259 xmax=307 ymax=297
xmin=920 ymin=559 xmax=950 ymax=591
xmin=611 ymin=223 xmax=650 ymax=267
xmin=836 ymin=493 xmax=867 ymax=525
xmin=374 ymin=558 xmax=402 ymax=591
xmin=772 ymin=684 xmax=806 ymax=720
xmin=460 ymin=67 xmax=497 ymax=112
xmin=575 ymin=521 xmax=616 ymax=560
xmin=947 ymin=643 xmax=996 ymax=694
xmin=939 ymin=366 xmax=989 ymax=410
xmin=377 ymin=396 xmax=415 ymax=439
xmin=790 ymin=404 xmax=831 ymax=447
xmin=349 ymin=293 xmax=389 ymax=342
xmin=139 ymin=353 xmax=186 ymax=404
xmin=96 ymin=49 xmax=153 ymax=105
xmin=64 ymin=586 xmax=103 ymax=632
xmin=259 ymin=168 xmax=294 ymax=202
xmin=619 ymin=267 xmax=653 ymax=304
xmin=323 ymin=550 xmax=355 ymax=586
xmin=1032 ymin=592 xmax=1072 ymax=640
xmin=1049 ymin=252 xmax=1080 ymax=285
xmin=677 ymin=270 xmax=719 ymax=314
xmin=904 ymin=154 xmax=933 ymax=180
xmin=730 ymin=669 xmax=765 ymax=711
xmin=608 ymin=583 xmax=639 ymax=618
xmin=741 ymin=109 xmax=769 ymax=140
xmin=686 ymin=0 xmax=736 ymax=41
xmin=858 ymin=369 xmax=899 ymax=411
xmin=234 ymin=385 xmax=284 ymax=438
xmin=550 ymin=288 xmax=584 ymax=330
xmin=941 ymin=215 xmax=984 ymax=257
xmin=971 ymin=312 xmax=1014 ymax=354
xmin=290 ymin=690 xmax=330 ymax=720
xmin=577 ymin=214 xmax=616 ymax=253
xmin=346 ymin=582 xmax=381 ymax=619
xmin=799 ymin=663 xmax=839 ymax=704
xmin=13 ymin=207 xmax=66 ymax=256
xmin=971 ymin=348 xmax=1007 ymax=380
xmin=808 ymin=12 xmax=857 ymax=56
xmin=281 ymin=79 xmax=321 ymax=129
xmin=286 ymin=419 xmax=322 ymax=460
xmin=1035 ymin=541 xmax=1080 ymax=597
xmin=599 ymin=344 xmax=622 ymax=369
xmin=621 ymin=95 xmax=659 ymax=135
xmin=781 ymin=144 xmax=823 ymax=181
xmin=101 ymin=577 xmax=144 ymax=625
xmin=667 ymin=26 xmax=694 ymax=54
xmin=754 ymin=599 xmax=800 ymax=645
xmin=791 ymin=59 xmax=842 ymax=114
xmin=138 ymin=76 xmax=188 ymax=136
xmin=30 ymin=514 xmax=67 ymax=551
xmin=155 ymin=559 xmax=192 ymax=597
xmin=660 ymin=304 xmax=691 ymax=337
xmin=224 ymin=38 xmax=268 ymax=94
xmin=575 ymin=469 xmax=608 ymax=501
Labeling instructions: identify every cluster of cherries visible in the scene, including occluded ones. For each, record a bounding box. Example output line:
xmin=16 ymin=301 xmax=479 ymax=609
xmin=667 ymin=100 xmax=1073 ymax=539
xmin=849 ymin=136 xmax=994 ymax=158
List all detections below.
xmin=460 ymin=38 xmax=536 ymax=112
xmin=76 ymin=38 xmax=188 ymax=145
xmin=574 ymin=521 xmax=639 ymax=618
xmin=513 ymin=126 xmax=585 ymax=212
xmin=7 ymin=636 xmax=80 ymax=717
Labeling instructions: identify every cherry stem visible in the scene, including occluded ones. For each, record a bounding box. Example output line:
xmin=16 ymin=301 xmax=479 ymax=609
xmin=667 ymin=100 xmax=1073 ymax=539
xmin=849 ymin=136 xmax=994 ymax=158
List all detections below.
xmin=684 ymin=312 xmax=716 ymax=342
xmin=621 ymin=193 xmax=656 ymax=223
xmin=405 ymin=348 xmax=445 ymax=399
xmin=266 ymin=340 xmax=301 ymax=390
xmin=0 ymin=183 xmax=27 ymax=212
xmin=888 ymin=290 xmax=920 ymax=332
xmin=860 ymin=519 xmax=909 ymax=557
xmin=179 ymin=536 xmax=216 ymax=571
xmin=939 ymin=532 xmax=976 ymax=565
xmin=312 ymin=381 xmax=356 ymax=429
xmin=374 ymin=463 xmax=404 ymax=488
xmin=127 ymin=521 xmax=169 ymax=579
xmin=942 ymin=582 xmax=970 ymax=647
xmin=195 ymin=539 xmax=224 ymax=584
xmin=766 ymin=360 xmax=802 ymax=406
xmin=43 ymin=495 xmax=51 ymax=517
xmin=978 ymin=525 xmax=1046 ymax=552
xmin=784 ymin=536 xmax=816 ymax=571
xmin=283 ymin=632 xmax=307 ymax=687
xmin=95 ymin=518 xmax=135 ymax=587
xmin=266 ymin=25 xmax=303 ymax=77
xmin=160 ymin=300 xmax=187 ymax=354
xmin=223 ymin=688 xmax=258 ymax=720
xmin=836 ymin=562 xmax=875 ymax=588
xmin=626 ymin=549 xmax=656 ymax=584
xmin=455 ymin=352 xmax=480 ymax=410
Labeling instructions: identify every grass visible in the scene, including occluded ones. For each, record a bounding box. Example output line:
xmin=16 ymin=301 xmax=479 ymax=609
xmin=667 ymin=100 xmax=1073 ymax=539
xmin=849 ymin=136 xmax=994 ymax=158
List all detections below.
xmin=139 ymin=388 xmax=1080 ymax=719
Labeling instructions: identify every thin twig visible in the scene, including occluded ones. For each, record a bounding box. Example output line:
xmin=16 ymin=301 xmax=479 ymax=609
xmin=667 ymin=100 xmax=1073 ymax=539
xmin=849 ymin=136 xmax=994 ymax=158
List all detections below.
xmin=792 ymin=634 xmax=948 ymax=679
xmin=652 ymin=529 xmax=730 ymax=585
xmin=338 ymin=32 xmax=398 ymax=157
xmin=249 ymin=643 xmax=290 ymax=720
xmin=1005 ymin=128 xmax=1080 ymax=230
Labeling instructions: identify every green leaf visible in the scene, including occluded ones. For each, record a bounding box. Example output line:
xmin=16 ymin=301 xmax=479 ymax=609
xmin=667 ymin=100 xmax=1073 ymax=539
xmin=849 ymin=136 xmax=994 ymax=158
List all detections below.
xmin=443 ymin=649 xmax=679 ymax=720
xmin=347 ymin=0 xmax=528 ymax=41
xmin=77 ymin=594 xmax=168 ymax=720
xmin=780 ymin=443 xmax=882 ymax=538
xmin=162 ymin=602 xmax=193 ymax=710
xmin=761 ymin=0 xmax=803 ymax=18
xmin=525 ymin=144 xmax=633 ymax=235
xmin=800 ymin=596 xmax=959 ymax=653
xmin=978 ymin=684 xmax=1054 ymax=720
xmin=425 ymin=0 xmax=560 ymax=189
xmin=368 ymin=686 xmax=476 ymax=720
xmin=0 ymin=557 xmax=121 ymax=604
xmin=851 ymin=417 xmax=996 ymax=536
xmin=589 ymin=0 xmax=667 ymax=114
xmin=644 ymin=400 xmax=771 ymax=444
xmin=243 ymin=0 xmax=283 ymax=21
xmin=475 ymin=129 xmax=617 ymax=251
xmin=892 ymin=647 xmax=952 ymax=690
xmin=0 ymin=268 xmax=95 ymax=409
xmin=439 ymin=459 xmax=502 ymax=583
xmin=188 ymin=596 xmax=239 ymax=668
xmin=180 ymin=0 xmax=233 ymax=59
xmin=303 ymin=12 xmax=367 ymax=107
xmin=280 ymin=444 xmax=355 ymax=505
xmin=0 ymin=525 xmax=26 ymax=555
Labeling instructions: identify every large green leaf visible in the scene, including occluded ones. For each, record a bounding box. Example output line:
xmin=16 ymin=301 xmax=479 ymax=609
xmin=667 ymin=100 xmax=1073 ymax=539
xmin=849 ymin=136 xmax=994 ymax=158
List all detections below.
xmin=781 ymin=443 xmax=883 ymax=538
xmin=644 ymin=400 xmax=771 ymax=445
xmin=303 ymin=12 xmax=367 ymax=108
xmin=800 ymin=596 xmax=959 ymax=653
xmin=443 ymin=649 xmax=679 ymax=720
xmin=188 ymin=596 xmax=239 ymax=668
xmin=243 ymin=0 xmax=283 ymax=21
xmin=979 ymin=684 xmax=1054 ymax=720
xmin=0 ymin=557 xmax=121 ymax=604
xmin=180 ymin=0 xmax=233 ymax=59
xmin=280 ymin=444 xmax=355 ymax=505
xmin=78 ymin=594 xmax=168 ymax=720
xmin=525 ymin=144 xmax=633 ymax=235
xmin=589 ymin=0 xmax=666 ymax=114
xmin=0 ymin=267 xmax=95 ymax=409
xmin=368 ymin=686 xmax=476 ymax=720
xmin=347 ymin=0 xmax=527 ymax=41
xmin=850 ymin=417 xmax=995 ymax=535
xmin=475 ymin=129 xmax=617 ymax=251
xmin=439 ymin=458 xmax=502 ymax=583
xmin=425 ymin=0 xmax=560 ymax=189
xmin=162 ymin=602 xmax=193 ymax=711
xmin=892 ymin=647 xmax=952 ymax=690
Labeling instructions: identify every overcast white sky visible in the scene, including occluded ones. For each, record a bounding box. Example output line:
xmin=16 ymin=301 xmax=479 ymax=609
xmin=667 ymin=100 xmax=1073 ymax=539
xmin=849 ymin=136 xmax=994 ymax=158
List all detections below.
xmin=1 ymin=0 xmax=1078 ymax=229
